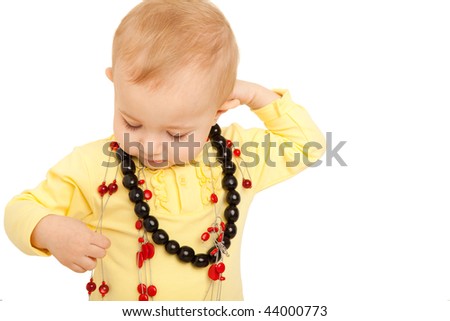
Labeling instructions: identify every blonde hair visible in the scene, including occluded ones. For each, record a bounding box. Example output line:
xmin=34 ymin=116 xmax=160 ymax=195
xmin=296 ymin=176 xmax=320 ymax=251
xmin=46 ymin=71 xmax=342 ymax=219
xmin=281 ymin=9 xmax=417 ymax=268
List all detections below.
xmin=112 ymin=0 xmax=239 ymax=103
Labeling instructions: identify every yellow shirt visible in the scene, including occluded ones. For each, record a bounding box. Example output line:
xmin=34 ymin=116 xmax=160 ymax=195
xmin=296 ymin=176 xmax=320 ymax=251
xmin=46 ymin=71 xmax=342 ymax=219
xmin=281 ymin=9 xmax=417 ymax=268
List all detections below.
xmin=4 ymin=90 xmax=325 ymax=301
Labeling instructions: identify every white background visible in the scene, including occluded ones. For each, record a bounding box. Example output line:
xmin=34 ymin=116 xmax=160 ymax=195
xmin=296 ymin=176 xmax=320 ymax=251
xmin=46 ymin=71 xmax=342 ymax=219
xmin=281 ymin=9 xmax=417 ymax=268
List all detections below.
xmin=1 ymin=0 xmax=449 ymax=320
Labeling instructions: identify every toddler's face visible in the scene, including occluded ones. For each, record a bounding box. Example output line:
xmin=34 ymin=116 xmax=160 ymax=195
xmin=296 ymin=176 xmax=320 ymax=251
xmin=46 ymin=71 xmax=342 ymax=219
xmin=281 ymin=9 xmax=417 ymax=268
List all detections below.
xmin=109 ymin=66 xmax=221 ymax=169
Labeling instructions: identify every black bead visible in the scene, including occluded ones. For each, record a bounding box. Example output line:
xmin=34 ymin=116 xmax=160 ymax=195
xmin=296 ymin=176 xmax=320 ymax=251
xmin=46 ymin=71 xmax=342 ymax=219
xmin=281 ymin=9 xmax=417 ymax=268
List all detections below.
xmin=134 ymin=201 xmax=150 ymax=218
xmin=121 ymin=158 xmax=136 ymax=175
xmin=224 ymin=223 xmax=237 ymax=239
xmin=222 ymin=174 xmax=238 ymax=190
xmin=222 ymin=236 xmax=231 ymax=249
xmin=143 ymin=215 xmax=159 ymax=233
xmin=224 ymin=205 xmax=239 ymax=223
xmin=222 ymin=161 xmax=236 ymax=175
xmin=123 ymin=174 xmax=138 ymax=189
xmin=226 ymin=190 xmax=241 ymax=205
xmin=152 ymin=229 xmax=169 ymax=245
xmin=209 ymin=124 xmax=221 ymax=139
xmin=212 ymin=136 xmax=227 ymax=150
xmin=128 ymin=188 xmax=143 ymax=203
xmin=177 ymin=246 xmax=195 ymax=263
xmin=207 ymin=246 xmax=222 ymax=263
xmin=192 ymin=254 xmax=210 ymax=268
xmin=165 ymin=240 xmax=180 ymax=254
xmin=217 ymin=148 xmax=232 ymax=164
xmin=115 ymin=148 xmax=131 ymax=163
xmin=211 ymin=141 xmax=224 ymax=156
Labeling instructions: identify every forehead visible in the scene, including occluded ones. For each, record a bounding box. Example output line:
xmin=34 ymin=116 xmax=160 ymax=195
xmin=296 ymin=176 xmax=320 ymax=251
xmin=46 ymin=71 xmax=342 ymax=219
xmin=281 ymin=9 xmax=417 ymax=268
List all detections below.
xmin=114 ymin=66 xmax=219 ymax=122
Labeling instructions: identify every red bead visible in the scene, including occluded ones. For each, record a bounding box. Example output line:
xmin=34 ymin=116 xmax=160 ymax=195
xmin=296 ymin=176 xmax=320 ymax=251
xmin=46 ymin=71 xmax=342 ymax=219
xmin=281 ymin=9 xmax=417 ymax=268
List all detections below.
xmin=109 ymin=141 xmax=119 ymax=151
xmin=242 ymin=179 xmax=252 ymax=189
xmin=139 ymin=294 xmax=149 ymax=301
xmin=142 ymin=246 xmax=148 ymax=260
xmin=97 ymin=182 xmax=108 ymax=197
xmin=233 ymin=149 xmax=241 ymax=157
xmin=210 ymin=248 xmax=218 ymax=256
xmin=214 ymin=227 xmax=219 ymax=232
xmin=210 ymin=193 xmax=218 ymax=203
xmin=144 ymin=190 xmax=152 ymax=200
xmin=220 ymin=276 xmax=226 ymax=281
xmin=138 ymin=237 xmax=145 ymax=243
xmin=148 ymin=285 xmax=157 ymax=297
xmin=99 ymin=282 xmax=109 ymax=297
xmin=207 ymin=227 xmax=214 ymax=233
xmin=216 ymin=262 xmax=226 ymax=273
xmin=201 ymin=232 xmax=210 ymax=242
xmin=208 ymin=264 xmax=220 ymax=281
xmin=86 ymin=279 xmax=96 ymax=294
xmin=217 ymin=233 xmax=223 ymax=243
xmin=135 ymin=220 xmax=143 ymax=230
xmin=137 ymin=251 xmax=144 ymax=268
xmin=108 ymin=181 xmax=118 ymax=195
xmin=220 ymin=222 xmax=226 ymax=232
xmin=226 ymin=140 xmax=233 ymax=148
xmin=138 ymin=179 xmax=145 ymax=185
xmin=148 ymin=243 xmax=155 ymax=259
xmin=137 ymin=283 xmax=147 ymax=294
xmin=142 ymin=243 xmax=155 ymax=260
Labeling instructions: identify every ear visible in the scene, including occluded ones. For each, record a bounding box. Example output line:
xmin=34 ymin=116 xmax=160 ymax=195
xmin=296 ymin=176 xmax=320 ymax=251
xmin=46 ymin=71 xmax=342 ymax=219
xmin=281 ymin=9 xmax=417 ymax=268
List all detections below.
xmin=105 ymin=67 xmax=113 ymax=82
xmin=213 ymin=98 xmax=241 ymax=123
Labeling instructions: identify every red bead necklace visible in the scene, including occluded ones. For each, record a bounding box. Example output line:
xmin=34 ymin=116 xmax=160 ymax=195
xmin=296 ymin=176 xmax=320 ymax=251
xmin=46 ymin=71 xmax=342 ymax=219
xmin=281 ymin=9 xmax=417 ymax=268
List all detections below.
xmin=87 ymin=124 xmax=252 ymax=300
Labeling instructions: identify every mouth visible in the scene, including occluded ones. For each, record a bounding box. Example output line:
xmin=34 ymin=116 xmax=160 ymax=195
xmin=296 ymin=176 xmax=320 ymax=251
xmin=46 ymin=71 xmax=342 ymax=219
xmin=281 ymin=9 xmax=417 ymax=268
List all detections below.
xmin=145 ymin=158 xmax=169 ymax=167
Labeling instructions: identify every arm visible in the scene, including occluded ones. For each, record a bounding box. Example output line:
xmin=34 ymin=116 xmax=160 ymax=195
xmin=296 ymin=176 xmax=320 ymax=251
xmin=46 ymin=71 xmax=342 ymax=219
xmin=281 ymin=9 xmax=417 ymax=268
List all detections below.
xmin=223 ymin=80 xmax=326 ymax=192
xmin=4 ymin=147 xmax=111 ymax=272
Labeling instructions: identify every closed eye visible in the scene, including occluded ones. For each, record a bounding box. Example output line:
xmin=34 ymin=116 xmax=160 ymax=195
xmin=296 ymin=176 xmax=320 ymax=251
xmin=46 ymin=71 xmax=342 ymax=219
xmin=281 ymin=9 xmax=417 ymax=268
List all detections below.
xmin=122 ymin=118 xmax=142 ymax=131
xmin=168 ymin=132 xmax=190 ymax=139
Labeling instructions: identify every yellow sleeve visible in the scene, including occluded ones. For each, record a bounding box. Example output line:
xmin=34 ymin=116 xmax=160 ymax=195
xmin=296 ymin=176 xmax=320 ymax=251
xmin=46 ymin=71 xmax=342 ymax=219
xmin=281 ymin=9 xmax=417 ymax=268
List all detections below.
xmin=226 ymin=90 xmax=326 ymax=192
xmin=4 ymin=147 xmax=93 ymax=256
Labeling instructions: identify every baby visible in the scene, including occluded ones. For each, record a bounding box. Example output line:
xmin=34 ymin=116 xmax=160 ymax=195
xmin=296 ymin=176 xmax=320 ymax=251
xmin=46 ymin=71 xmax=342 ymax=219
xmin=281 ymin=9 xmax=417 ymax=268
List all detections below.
xmin=4 ymin=0 xmax=325 ymax=301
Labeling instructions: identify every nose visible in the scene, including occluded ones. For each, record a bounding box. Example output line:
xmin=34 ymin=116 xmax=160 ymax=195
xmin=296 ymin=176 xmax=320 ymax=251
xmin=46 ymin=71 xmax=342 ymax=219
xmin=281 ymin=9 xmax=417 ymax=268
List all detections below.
xmin=141 ymin=135 xmax=166 ymax=159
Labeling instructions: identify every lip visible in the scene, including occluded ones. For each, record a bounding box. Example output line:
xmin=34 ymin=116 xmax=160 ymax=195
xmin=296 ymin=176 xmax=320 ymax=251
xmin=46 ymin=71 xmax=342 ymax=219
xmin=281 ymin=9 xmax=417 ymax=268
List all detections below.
xmin=145 ymin=158 xmax=168 ymax=167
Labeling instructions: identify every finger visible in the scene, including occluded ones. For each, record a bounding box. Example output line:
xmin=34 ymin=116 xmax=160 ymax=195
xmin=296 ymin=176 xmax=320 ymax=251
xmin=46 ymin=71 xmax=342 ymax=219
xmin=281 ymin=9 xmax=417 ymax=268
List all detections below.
xmin=86 ymin=244 xmax=107 ymax=259
xmin=77 ymin=256 xmax=97 ymax=271
xmin=90 ymin=232 xmax=111 ymax=249
xmin=55 ymin=256 xmax=87 ymax=273
xmin=221 ymin=98 xmax=241 ymax=110
xmin=70 ymin=262 xmax=87 ymax=273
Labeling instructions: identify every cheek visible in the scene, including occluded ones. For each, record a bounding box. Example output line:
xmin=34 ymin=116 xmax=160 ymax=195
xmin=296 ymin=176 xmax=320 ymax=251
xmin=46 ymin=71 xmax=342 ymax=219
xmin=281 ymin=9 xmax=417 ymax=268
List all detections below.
xmin=198 ymin=125 xmax=212 ymax=143
xmin=195 ymin=129 xmax=213 ymax=156
xmin=113 ymin=117 xmax=140 ymax=155
xmin=173 ymin=132 xmax=208 ymax=162
xmin=194 ymin=129 xmax=211 ymax=151
xmin=113 ymin=117 xmax=121 ymax=135
xmin=113 ymin=117 xmax=126 ymax=145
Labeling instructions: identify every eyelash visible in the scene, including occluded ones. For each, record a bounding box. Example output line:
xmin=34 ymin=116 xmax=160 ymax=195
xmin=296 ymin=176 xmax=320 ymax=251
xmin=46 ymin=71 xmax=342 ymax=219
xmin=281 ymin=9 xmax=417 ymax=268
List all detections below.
xmin=168 ymin=132 xmax=189 ymax=139
xmin=122 ymin=118 xmax=141 ymax=131
xmin=122 ymin=118 xmax=189 ymax=138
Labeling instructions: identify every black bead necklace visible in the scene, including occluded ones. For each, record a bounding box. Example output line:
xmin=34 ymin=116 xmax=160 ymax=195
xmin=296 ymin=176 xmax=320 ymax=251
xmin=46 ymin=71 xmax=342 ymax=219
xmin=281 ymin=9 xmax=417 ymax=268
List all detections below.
xmin=117 ymin=125 xmax=240 ymax=267
xmin=87 ymin=124 xmax=251 ymax=301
